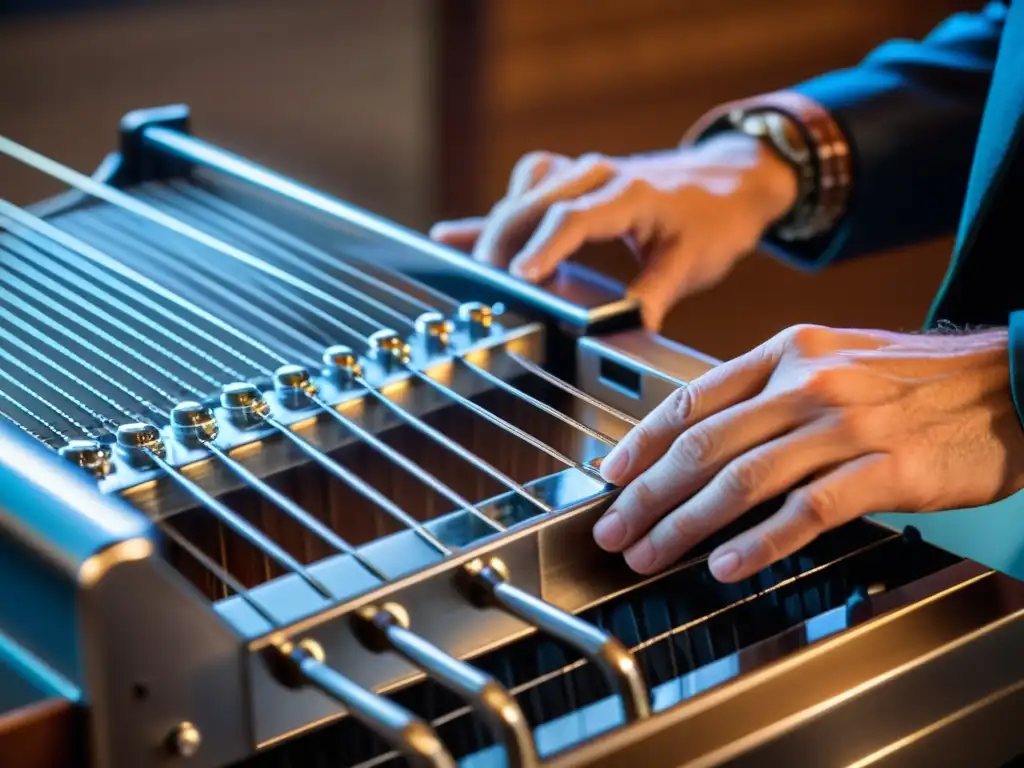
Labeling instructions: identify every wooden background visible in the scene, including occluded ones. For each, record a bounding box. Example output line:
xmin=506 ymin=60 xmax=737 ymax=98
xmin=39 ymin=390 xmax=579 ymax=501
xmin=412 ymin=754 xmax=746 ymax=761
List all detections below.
xmin=1 ymin=0 xmax=969 ymax=362
xmin=450 ymin=0 xmax=968 ymax=358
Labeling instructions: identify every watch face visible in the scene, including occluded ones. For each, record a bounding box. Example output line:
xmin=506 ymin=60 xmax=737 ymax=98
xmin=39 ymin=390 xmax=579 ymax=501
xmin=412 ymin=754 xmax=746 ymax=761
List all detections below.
xmin=739 ymin=114 xmax=770 ymax=137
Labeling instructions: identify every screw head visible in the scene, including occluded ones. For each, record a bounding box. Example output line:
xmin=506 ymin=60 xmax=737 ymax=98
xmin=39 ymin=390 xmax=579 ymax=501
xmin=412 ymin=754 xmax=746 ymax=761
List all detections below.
xmin=114 ymin=423 xmax=165 ymax=468
xmin=58 ymin=439 xmax=113 ymax=478
xmin=414 ymin=311 xmax=454 ymax=352
xmin=322 ymin=344 xmax=364 ymax=384
xmin=220 ymin=382 xmax=271 ymax=427
xmin=368 ymin=329 xmax=411 ymax=370
xmin=273 ymin=365 xmax=318 ymax=409
xmin=169 ymin=721 xmax=201 ymax=758
xmin=456 ymin=301 xmax=494 ymax=337
xmin=170 ymin=401 xmax=219 ymax=447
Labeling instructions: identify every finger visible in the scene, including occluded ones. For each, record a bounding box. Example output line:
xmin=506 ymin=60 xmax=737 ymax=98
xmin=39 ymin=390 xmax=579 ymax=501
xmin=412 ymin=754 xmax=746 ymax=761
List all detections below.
xmin=626 ymin=241 xmax=700 ymax=330
xmin=595 ymin=390 xmax=806 ymax=554
xmin=600 ymin=340 xmax=784 ymax=486
xmin=429 ymin=217 xmax=486 ymax=251
xmin=508 ymin=179 xmax=644 ymax=281
xmin=507 ymin=151 xmax=568 ymax=197
xmin=707 ymin=452 xmax=901 ymax=582
xmin=471 ymin=156 xmax=616 ymax=268
xmin=618 ymin=419 xmax=872 ymax=573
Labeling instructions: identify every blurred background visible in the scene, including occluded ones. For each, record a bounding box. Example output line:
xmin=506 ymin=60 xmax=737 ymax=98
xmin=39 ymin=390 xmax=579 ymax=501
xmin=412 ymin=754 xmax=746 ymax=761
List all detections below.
xmin=0 ymin=0 xmax=967 ymax=360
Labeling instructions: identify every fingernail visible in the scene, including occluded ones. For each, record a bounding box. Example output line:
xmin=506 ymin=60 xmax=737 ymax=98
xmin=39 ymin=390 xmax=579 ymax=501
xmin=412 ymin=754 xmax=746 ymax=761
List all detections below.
xmin=624 ymin=539 xmax=656 ymax=573
xmin=593 ymin=512 xmax=626 ymax=550
xmin=599 ymin=448 xmax=628 ymax=484
xmin=428 ymin=224 xmax=448 ymax=239
xmin=709 ymin=550 xmax=741 ymax=581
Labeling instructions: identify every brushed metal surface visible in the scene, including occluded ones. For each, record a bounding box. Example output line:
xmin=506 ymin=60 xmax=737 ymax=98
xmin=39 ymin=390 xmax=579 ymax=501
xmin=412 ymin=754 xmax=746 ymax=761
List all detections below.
xmin=5 ymin=106 xmax=1022 ymax=768
xmin=240 ymin=481 xmax=624 ymax=746
xmin=549 ymin=562 xmax=1024 ymax=767
xmin=113 ymin=322 xmax=545 ymax=513
xmin=141 ymin=121 xmax=641 ymax=335
xmin=577 ymin=330 xmax=718 ymax=421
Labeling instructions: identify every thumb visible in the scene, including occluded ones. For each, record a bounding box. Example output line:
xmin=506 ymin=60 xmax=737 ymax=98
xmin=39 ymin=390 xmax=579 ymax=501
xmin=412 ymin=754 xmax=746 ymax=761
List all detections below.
xmin=626 ymin=243 xmax=701 ymax=330
xmin=429 ymin=217 xmax=485 ymax=252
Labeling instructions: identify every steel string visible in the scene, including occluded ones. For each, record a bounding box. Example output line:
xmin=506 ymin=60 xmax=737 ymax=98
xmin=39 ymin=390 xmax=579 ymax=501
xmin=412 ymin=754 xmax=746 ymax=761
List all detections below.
xmin=0 ymin=138 xmax=410 ymax=338
xmin=166 ymin=179 xmax=458 ymax=312
xmin=0 ymin=261 xmax=221 ymax=392
xmin=0 ymin=203 xmax=281 ymax=376
xmin=350 ymin=533 xmax=902 ymax=768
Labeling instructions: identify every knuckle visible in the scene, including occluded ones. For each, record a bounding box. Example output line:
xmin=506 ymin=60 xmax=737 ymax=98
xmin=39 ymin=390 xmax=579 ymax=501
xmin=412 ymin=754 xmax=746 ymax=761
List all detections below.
xmin=489 ymin=195 xmax=522 ymax=222
xmin=783 ymin=323 xmax=829 ymax=356
xmin=888 ymin=452 xmax=924 ymax=499
xmin=514 ymin=150 xmax=551 ymax=175
xmin=575 ymin=151 xmax=610 ymax=169
xmin=667 ymin=385 xmax=695 ymax=425
xmin=629 ymin=421 xmax=653 ymax=455
xmin=621 ymin=174 xmax=653 ymax=197
xmin=574 ymin=153 xmax=616 ymax=179
xmin=547 ymin=199 xmax=580 ymax=221
xmin=623 ymin=476 xmax=657 ymax=517
xmin=670 ymin=508 xmax=702 ymax=544
xmin=720 ymin=456 xmax=766 ymax=502
xmin=832 ymin=408 xmax=873 ymax=446
xmin=799 ymin=367 xmax=842 ymax=404
xmin=671 ymin=426 xmax=717 ymax=469
xmin=788 ymin=486 xmax=835 ymax=532
xmin=753 ymin=531 xmax=782 ymax=570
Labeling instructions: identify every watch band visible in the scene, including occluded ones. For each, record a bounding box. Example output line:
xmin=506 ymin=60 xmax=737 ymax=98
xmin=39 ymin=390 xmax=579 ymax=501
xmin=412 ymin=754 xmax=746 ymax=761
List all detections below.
xmin=681 ymin=91 xmax=853 ymax=242
xmin=734 ymin=110 xmax=817 ymax=238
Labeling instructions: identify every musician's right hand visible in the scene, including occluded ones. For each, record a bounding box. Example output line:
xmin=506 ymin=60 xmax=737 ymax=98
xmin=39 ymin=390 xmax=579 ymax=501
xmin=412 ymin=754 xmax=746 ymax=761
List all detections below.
xmin=429 ymin=132 xmax=799 ymax=330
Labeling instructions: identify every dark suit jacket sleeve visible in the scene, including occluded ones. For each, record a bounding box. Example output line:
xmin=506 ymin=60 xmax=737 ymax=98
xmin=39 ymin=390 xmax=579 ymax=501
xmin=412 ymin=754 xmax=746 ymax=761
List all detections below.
xmin=763 ymin=2 xmax=1008 ymax=269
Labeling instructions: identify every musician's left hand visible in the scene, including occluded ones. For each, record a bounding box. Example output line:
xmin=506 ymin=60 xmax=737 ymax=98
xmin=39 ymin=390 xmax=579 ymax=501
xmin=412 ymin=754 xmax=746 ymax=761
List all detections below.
xmin=593 ymin=323 xmax=1024 ymax=582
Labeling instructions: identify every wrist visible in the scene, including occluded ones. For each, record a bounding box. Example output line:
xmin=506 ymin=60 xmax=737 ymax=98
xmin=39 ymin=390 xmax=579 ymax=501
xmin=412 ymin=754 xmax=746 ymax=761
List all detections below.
xmin=682 ymin=91 xmax=853 ymax=242
xmin=747 ymin=134 xmax=802 ymax=225
xmin=691 ymin=131 xmax=800 ymax=226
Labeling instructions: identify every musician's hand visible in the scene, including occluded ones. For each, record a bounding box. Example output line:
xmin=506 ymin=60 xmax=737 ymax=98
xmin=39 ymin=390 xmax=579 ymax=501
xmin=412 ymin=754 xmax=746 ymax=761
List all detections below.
xmin=428 ymin=133 xmax=798 ymax=330
xmin=593 ymin=324 xmax=1024 ymax=582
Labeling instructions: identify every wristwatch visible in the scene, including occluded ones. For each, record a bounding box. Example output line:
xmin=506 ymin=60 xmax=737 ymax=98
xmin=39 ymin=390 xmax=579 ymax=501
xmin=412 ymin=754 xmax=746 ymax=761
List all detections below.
xmin=682 ymin=91 xmax=853 ymax=242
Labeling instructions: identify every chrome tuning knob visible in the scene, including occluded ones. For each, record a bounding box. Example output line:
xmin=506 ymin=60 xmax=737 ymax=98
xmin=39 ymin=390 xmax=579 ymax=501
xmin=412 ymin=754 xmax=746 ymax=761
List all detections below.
xmin=170 ymin=401 xmax=219 ymax=448
xmin=322 ymin=344 xmax=364 ymax=385
xmin=274 ymin=365 xmax=318 ymax=409
xmin=115 ymin=423 xmax=166 ymax=468
xmin=414 ymin=311 xmax=454 ymax=353
xmin=58 ymin=438 xmax=114 ymax=479
xmin=456 ymin=301 xmax=494 ymax=338
xmin=220 ymin=382 xmax=272 ymax=428
xmin=368 ymin=329 xmax=412 ymax=371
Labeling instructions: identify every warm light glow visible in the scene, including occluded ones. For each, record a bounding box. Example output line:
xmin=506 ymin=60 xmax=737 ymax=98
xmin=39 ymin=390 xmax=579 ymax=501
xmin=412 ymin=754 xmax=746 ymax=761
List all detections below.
xmin=229 ymin=440 xmax=265 ymax=459
xmin=291 ymin=414 xmax=319 ymax=431
xmin=380 ymin=378 xmax=412 ymax=397
xmin=422 ymin=361 xmax=455 ymax=384
xmin=464 ymin=348 xmax=492 ymax=366
xmin=78 ymin=537 xmax=154 ymax=587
